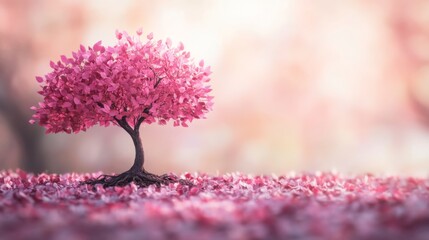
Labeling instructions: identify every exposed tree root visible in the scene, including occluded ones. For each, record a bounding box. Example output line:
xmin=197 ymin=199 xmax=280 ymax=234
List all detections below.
xmin=84 ymin=170 xmax=192 ymax=188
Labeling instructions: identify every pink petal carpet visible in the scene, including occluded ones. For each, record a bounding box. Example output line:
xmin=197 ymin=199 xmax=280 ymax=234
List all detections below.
xmin=1 ymin=170 xmax=429 ymax=239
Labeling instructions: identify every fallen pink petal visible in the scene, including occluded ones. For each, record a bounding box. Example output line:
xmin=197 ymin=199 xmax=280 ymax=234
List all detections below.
xmin=1 ymin=170 xmax=429 ymax=239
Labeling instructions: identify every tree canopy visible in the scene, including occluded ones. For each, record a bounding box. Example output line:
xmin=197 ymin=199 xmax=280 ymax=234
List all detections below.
xmin=30 ymin=30 xmax=213 ymax=133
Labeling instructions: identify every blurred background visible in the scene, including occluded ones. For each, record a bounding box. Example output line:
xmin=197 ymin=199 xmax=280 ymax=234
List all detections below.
xmin=1 ymin=0 xmax=429 ymax=176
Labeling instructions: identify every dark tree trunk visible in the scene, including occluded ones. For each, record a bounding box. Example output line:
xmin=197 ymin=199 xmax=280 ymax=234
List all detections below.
xmin=129 ymin=130 xmax=145 ymax=173
xmin=85 ymin=116 xmax=192 ymax=188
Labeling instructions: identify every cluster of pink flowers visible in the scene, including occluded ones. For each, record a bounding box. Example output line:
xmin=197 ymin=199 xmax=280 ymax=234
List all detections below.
xmin=30 ymin=29 xmax=213 ymax=133
xmin=1 ymin=170 xmax=429 ymax=239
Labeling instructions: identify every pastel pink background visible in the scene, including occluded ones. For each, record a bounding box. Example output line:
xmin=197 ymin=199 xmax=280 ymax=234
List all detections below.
xmin=1 ymin=0 xmax=429 ymax=176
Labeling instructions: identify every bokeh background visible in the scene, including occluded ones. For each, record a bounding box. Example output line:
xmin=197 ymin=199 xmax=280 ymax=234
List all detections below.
xmin=1 ymin=0 xmax=429 ymax=176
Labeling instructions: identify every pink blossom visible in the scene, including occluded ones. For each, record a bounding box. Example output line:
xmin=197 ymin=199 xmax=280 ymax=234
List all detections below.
xmin=147 ymin=32 xmax=153 ymax=40
xmin=30 ymin=30 xmax=213 ymax=133
xmin=136 ymin=28 xmax=143 ymax=36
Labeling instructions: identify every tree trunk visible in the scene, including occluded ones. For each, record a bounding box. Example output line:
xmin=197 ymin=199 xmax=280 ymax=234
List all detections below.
xmin=85 ymin=117 xmax=193 ymax=187
xmin=128 ymin=130 xmax=145 ymax=173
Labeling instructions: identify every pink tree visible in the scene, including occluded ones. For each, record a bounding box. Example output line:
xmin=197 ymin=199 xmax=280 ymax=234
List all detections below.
xmin=30 ymin=30 xmax=213 ymax=187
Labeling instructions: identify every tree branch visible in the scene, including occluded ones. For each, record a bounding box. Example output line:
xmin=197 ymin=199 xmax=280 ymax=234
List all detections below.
xmin=143 ymin=105 xmax=151 ymax=114
xmin=112 ymin=67 xmax=164 ymax=133
xmin=96 ymin=102 xmax=133 ymax=134
xmin=154 ymin=77 xmax=163 ymax=88
xmin=114 ymin=116 xmax=134 ymax=135
xmin=135 ymin=117 xmax=145 ymax=131
xmin=133 ymin=104 xmax=152 ymax=131
xmin=149 ymin=67 xmax=163 ymax=88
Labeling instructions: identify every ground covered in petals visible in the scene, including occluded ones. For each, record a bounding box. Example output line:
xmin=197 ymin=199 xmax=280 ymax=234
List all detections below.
xmin=1 ymin=170 xmax=429 ymax=239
